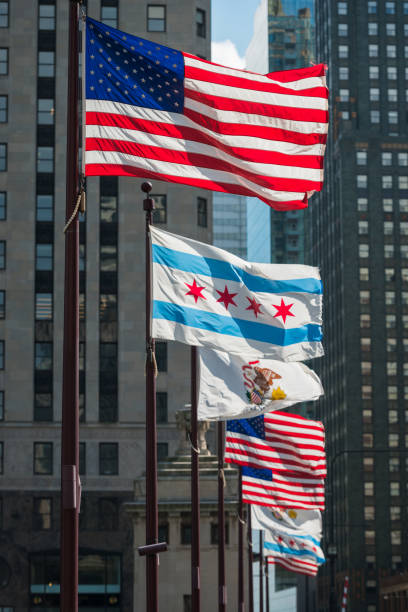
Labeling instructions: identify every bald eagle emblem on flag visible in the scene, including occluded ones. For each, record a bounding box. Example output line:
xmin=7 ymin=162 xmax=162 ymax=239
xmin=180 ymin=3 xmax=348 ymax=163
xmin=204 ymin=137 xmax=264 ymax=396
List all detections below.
xmin=242 ymin=361 xmax=287 ymax=406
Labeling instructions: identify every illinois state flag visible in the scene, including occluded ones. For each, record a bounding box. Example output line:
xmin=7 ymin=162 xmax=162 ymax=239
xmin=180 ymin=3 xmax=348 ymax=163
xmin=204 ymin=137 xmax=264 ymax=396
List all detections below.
xmin=198 ymin=348 xmax=323 ymax=421
xmin=84 ymin=18 xmax=329 ymax=210
xmin=151 ymin=227 xmax=323 ymax=360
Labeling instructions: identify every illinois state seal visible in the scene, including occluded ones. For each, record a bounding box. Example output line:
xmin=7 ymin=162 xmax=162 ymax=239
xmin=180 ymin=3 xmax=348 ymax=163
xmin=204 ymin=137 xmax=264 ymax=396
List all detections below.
xmin=241 ymin=361 xmax=286 ymax=407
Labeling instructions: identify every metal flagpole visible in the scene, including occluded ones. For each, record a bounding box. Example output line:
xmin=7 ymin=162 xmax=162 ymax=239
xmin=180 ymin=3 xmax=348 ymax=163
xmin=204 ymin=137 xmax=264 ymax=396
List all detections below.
xmin=238 ymin=467 xmax=245 ymax=612
xmin=218 ymin=421 xmax=227 ymax=612
xmin=248 ymin=506 xmax=254 ymax=612
xmin=265 ymin=556 xmax=270 ymax=612
xmin=191 ymin=345 xmax=201 ymax=612
xmin=60 ymin=2 xmax=80 ymax=610
xmin=142 ymin=181 xmax=159 ymax=612
xmin=259 ymin=530 xmax=264 ymax=612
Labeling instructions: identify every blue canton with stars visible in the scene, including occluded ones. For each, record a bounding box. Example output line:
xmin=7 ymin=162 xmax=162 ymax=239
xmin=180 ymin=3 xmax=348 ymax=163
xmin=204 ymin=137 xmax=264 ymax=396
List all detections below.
xmin=227 ymin=415 xmax=265 ymax=440
xmin=86 ymin=17 xmax=184 ymax=113
xmin=242 ymin=465 xmax=273 ymax=482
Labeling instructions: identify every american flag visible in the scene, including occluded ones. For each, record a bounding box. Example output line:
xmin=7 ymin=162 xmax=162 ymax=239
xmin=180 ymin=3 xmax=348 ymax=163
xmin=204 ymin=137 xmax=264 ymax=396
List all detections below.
xmin=84 ymin=18 xmax=329 ymax=210
xmin=267 ymin=556 xmax=320 ymax=577
xmin=224 ymin=412 xmax=326 ymax=477
xmin=241 ymin=465 xmax=325 ymax=510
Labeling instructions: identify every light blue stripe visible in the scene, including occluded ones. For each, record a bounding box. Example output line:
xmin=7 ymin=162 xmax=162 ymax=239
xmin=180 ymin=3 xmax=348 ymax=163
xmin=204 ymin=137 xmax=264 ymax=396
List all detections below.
xmin=152 ymin=244 xmax=323 ymax=295
xmin=287 ymin=533 xmax=321 ymax=547
xmin=264 ymin=541 xmax=325 ymax=564
xmin=153 ymin=300 xmax=322 ymax=346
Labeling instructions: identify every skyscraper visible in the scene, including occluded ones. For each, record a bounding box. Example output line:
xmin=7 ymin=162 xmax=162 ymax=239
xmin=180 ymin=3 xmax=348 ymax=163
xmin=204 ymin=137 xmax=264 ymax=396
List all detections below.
xmin=0 ymin=1 xmax=211 ymax=609
xmin=312 ymin=1 xmax=408 ymax=610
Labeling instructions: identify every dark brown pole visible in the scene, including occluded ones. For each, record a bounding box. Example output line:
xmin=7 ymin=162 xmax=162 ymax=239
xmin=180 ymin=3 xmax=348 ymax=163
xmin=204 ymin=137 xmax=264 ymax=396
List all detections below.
xmin=143 ymin=181 xmax=158 ymax=612
xmin=259 ymin=530 xmax=264 ymax=612
xmin=217 ymin=421 xmax=227 ymax=611
xmin=60 ymin=2 xmax=80 ymax=611
xmin=191 ymin=346 xmax=201 ymax=612
xmin=238 ymin=467 xmax=244 ymax=612
xmin=248 ymin=505 xmax=254 ymax=612
xmin=265 ymin=556 xmax=270 ymax=612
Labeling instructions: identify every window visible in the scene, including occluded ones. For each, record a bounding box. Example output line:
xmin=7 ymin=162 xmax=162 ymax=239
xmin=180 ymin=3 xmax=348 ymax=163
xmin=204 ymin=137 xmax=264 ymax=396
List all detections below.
xmin=155 ymin=341 xmax=167 ymax=372
xmin=339 ymin=89 xmax=349 ymax=102
xmin=33 ymin=498 xmax=52 ymax=530
xmin=391 ymin=531 xmax=401 ymax=546
xmin=36 ymin=195 xmax=53 ymax=221
xmin=35 ymin=293 xmax=52 ymax=320
xmin=39 ymin=3 xmax=55 ymax=30
xmin=101 ymin=0 xmax=118 ymax=28
xmin=385 ymin=291 xmax=395 ymax=305
xmin=0 ymin=48 xmax=7 ymax=75
xmin=383 ymin=175 xmax=393 ymax=189
xmin=365 ymin=530 xmax=375 ymax=545
xmin=358 ymin=198 xmax=368 ymax=211
xmin=0 ymin=341 xmax=4 ymax=370
xmin=399 ymin=177 xmax=408 ymax=190
xmin=370 ymin=110 xmax=380 ymax=123
xmin=386 ymin=45 xmax=396 ymax=58
xmin=389 ymin=433 xmax=399 ymax=447
xmin=196 ymin=8 xmax=206 ymax=37
xmin=157 ymin=442 xmax=168 ymax=461
xmin=385 ymin=1 xmax=395 ymax=14
xmin=358 ymin=221 xmax=368 ymax=235
xmin=0 ymin=143 xmax=6 ymax=171
xmin=361 ymin=338 xmax=371 ymax=352
xmin=211 ymin=521 xmax=229 ymax=545
xmin=403 ymin=268 xmax=408 ymax=282
xmin=368 ymin=44 xmax=378 ymax=57
xmin=368 ymin=1 xmax=377 ymax=13
xmin=401 ymin=199 xmax=408 ymax=212
xmin=78 ymin=442 xmax=86 ymax=475
xmin=382 ymin=152 xmax=392 ymax=166
xmin=338 ymin=1 xmax=347 ymax=14
xmin=0 ymin=95 xmax=6 ymax=124
xmin=147 ymin=5 xmax=166 ymax=32
xmin=360 ymin=314 xmax=370 ymax=328
xmin=388 ymin=111 xmax=398 ymax=124
xmin=398 ymin=153 xmax=408 ymax=166
xmin=389 ymin=457 xmax=400 ymax=471
xmin=0 ymin=391 xmax=3 ymax=420
xmin=357 ymin=151 xmax=367 ymax=165
xmin=383 ymin=199 xmax=393 ymax=213
xmin=0 ymin=192 xmax=5 ymax=220
xmin=156 ymin=391 xmax=167 ymax=423
xmin=36 ymin=244 xmax=53 ymax=271
xmin=360 ymin=291 xmax=370 ymax=305
xmin=339 ymin=67 xmax=349 ymax=80
xmin=100 ymin=194 xmax=117 ymax=223
xmin=37 ymin=146 xmax=53 ymax=172
xmin=338 ymin=45 xmax=348 ymax=58
xmin=384 ymin=221 xmax=394 ymax=235
xmin=100 ymin=244 xmax=117 ymax=272
xmin=181 ymin=516 xmax=192 ymax=544
xmin=388 ymin=385 xmax=398 ymax=399
xmin=38 ymin=51 xmax=55 ymax=77
xmin=401 ymin=222 xmax=408 ymax=235
xmin=0 ymin=241 xmax=5 ymax=270
xmin=365 ymin=506 xmax=375 ymax=520
xmin=361 ymin=361 xmax=371 ymax=375
xmin=369 ymin=88 xmax=379 ymax=101
xmin=35 ymin=342 xmax=52 ymax=370
xmin=99 ymin=442 xmax=118 ymax=475
xmin=364 ymin=482 xmax=374 ymax=496
xmin=359 ymin=244 xmax=369 ymax=258
xmin=386 ymin=23 xmax=396 ymax=36
xmin=369 ymin=66 xmax=379 ymax=79
xmin=368 ymin=23 xmax=378 ymax=36
xmin=34 ymin=442 xmax=53 ymax=475
xmin=152 ymin=194 xmax=167 ymax=224
xmin=357 ymin=175 xmax=367 ymax=188
xmin=0 ymin=294 xmax=3 ymax=320
xmin=98 ymin=497 xmax=118 ymax=530
xmin=197 ymin=197 xmax=207 ymax=227
xmin=34 ymin=393 xmax=52 ymax=422
xmin=37 ymin=99 xmax=54 ymax=125
xmin=362 ymin=385 xmax=372 ymax=399
xmin=363 ymin=433 xmax=373 ymax=448
xmin=99 ymin=294 xmax=116 ymax=321
xmin=338 ymin=23 xmax=348 ymax=36
xmin=360 ymin=268 xmax=369 ymax=281
xmin=390 ymin=506 xmax=400 ymax=521
xmin=387 ymin=66 xmax=397 ymax=80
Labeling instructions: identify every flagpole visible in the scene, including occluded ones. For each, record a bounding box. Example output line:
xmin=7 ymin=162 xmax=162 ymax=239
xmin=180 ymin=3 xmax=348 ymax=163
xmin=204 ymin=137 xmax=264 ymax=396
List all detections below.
xmin=60 ymin=2 xmax=80 ymax=610
xmin=191 ymin=345 xmax=201 ymax=612
xmin=238 ymin=467 xmax=245 ymax=612
xmin=142 ymin=181 xmax=159 ymax=612
xmin=265 ymin=557 xmax=270 ymax=612
xmin=259 ymin=530 xmax=264 ymax=612
xmin=248 ymin=506 xmax=254 ymax=612
xmin=217 ymin=421 xmax=227 ymax=611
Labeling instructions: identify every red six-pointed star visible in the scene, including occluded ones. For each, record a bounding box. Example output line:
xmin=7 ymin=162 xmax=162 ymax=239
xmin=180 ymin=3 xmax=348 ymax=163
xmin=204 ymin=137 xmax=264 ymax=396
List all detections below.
xmin=216 ymin=285 xmax=238 ymax=310
xmin=185 ymin=278 xmax=206 ymax=303
xmin=246 ymin=296 xmax=263 ymax=318
xmin=272 ymin=298 xmax=295 ymax=324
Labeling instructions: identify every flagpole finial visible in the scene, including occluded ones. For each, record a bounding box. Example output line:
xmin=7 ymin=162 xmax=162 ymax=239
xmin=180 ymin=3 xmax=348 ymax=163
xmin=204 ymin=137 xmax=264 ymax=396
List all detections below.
xmin=142 ymin=181 xmax=152 ymax=194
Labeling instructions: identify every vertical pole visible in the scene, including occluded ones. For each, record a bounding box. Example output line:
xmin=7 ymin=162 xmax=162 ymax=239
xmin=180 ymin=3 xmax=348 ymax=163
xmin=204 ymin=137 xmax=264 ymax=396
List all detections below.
xmin=238 ymin=467 xmax=245 ymax=612
xmin=142 ymin=181 xmax=158 ymax=612
xmin=265 ymin=557 xmax=270 ymax=612
xmin=259 ymin=531 xmax=264 ymax=612
xmin=218 ymin=421 xmax=227 ymax=611
xmin=248 ymin=506 xmax=254 ymax=612
xmin=60 ymin=2 xmax=79 ymax=611
xmin=191 ymin=346 xmax=201 ymax=612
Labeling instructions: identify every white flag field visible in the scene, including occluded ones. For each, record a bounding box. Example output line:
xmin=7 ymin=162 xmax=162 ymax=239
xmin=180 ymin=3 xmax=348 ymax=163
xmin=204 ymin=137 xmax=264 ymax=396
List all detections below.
xmin=251 ymin=504 xmax=325 ymax=576
xmin=197 ymin=348 xmax=323 ymax=420
xmin=151 ymin=226 xmax=323 ymax=360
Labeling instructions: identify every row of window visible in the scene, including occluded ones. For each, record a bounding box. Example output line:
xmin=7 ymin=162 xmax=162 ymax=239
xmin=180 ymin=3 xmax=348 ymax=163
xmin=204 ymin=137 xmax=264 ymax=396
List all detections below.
xmin=364 ymin=481 xmax=406 ymax=496
xmin=359 ymin=220 xmax=408 ymax=234
xmin=338 ymin=21 xmax=408 ymax=37
xmin=152 ymin=194 xmax=208 ymax=227
xmin=357 ymin=197 xmax=408 ymax=212
xmin=357 ymin=175 xmax=408 ymax=189
xmin=337 ymin=1 xmax=408 ymax=16
xmin=361 ymin=384 xmax=408 ymax=399
xmin=357 ymin=152 xmax=408 ymax=166
xmin=360 ymin=291 xmax=408 ymax=305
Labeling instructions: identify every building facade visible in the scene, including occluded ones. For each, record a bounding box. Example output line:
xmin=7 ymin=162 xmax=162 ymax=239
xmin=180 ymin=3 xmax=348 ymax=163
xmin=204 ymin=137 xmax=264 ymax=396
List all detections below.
xmin=0 ymin=1 xmax=211 ymax=610
xmin=312 ymin=0 xmax=408 ymax=610
xmin=212 ymin=192 xmax=247 ymax=259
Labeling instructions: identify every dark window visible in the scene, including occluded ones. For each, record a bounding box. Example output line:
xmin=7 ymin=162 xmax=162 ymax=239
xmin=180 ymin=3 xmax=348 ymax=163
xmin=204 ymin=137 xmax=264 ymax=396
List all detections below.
xmin=0 ymin=291 xmax=4 ymax=318
xmin=35 ymin=293 xmax=52 ymax=320
xmin=181 ymin=519 xmax=192 ymax=544
xmin=184 ymin=595 xmax=192 ymax=612
xmin=0 ymin=442 xmax=3 ymax=473
xmin=157 ymin=442 xmax=168 ymax=461
xmin=0 ymin=341 xmax=4 ymax=369
xmin=38 ymin=98 xmax=54 ymax=124
xmin=155 ymin=341 xmax=167 ymax=371
xmin=100 ymin=244 xmax=117 ymax=272
xmin=152 ymin=194 xmax=167 ymax=224
xmin=39 ymin=3 xmax=55 ymax=30
xmin=0 ymin=2 xmax=8 ymax=28
xmin=0 ymin=96 xmax=7 ymax=122
xmin=101 ymin=0 xmax=118 ymax=28
xmin=38 ymin=51 xmax=55 ymax=77
xmin=0 ymin=144 xmax=6 ymax=171
xmin=0 ymin=48 xmax=7 ymax=75
xmin=35 ymin=342 xmax=52 ymax=370
xmin=100 ymin=194 xmax=117 ymax=223
xmin=33 ymin=498 xmax=52 ymax=530
xmin=0 ymin=497 xmax=2 ymax=528
xmin=0 ymin=241 xmax=4 ymax=269
xmin=156 ymin=392 xmax=168 ymax=423
xmin=99 ymin=442 xmax=118 ymax=475
xmin=36 ymin=244 xmax=53 ymax=270
xmin=196 ymin=9 xmax=206 ymax=37
xmin=100 ymin=294 xmax=117 ymax=321
xmin=33 ymin=442 xmax=53 ymax=475
xmin=100 ymin=342 xmax=117 ymax=371
xmin=98 ymin=497 xmax=118 ymax=530
xmin=36 ymin=195 xmax=53 ymax=221
xmin=147 ymin=5 xmax=166 ymax=32
xmin=158 ymin=521 xmax=169 ymax=543
xmin=0 ymin=391 xmax=3 ymax=420
xmin=0 ymin=192 xmax=6 ymax=219
xmin=210 ymin=521 xmax=229 ymax=545
xmin=37 ymin=146 xmax=53 ymax=172
xmin=79 ymin=392 xmax=85 ymax=423
xmin=79 ymin=442 xmax=86 ymax=475
xmin=197 ymin=197 xmax=207 ymax=227
xmin=34 ymin=393 xmax=52 ymax=422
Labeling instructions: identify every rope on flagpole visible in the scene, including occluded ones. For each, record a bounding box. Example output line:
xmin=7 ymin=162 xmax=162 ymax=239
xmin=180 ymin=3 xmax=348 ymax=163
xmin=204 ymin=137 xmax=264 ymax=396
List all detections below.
xmin=188 ymin=432 xmax=200 ymax=454
xmin=144 ymin=345 xmax=158 ymax=378
xmin=219 ymin=467 xmax=226 ymax=488
xmin=63 ymin=189 xmax=84 ymax=233
xmin=237 ymin=514 xmax=246 ymax=525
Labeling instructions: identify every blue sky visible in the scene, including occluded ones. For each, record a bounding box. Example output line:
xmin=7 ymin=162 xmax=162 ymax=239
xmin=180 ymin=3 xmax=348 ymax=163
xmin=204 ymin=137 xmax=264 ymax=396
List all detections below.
xmin=211 ymin=0 xmax=261 ymax=67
